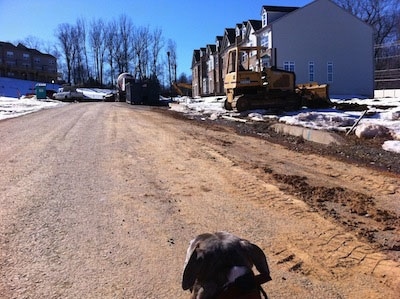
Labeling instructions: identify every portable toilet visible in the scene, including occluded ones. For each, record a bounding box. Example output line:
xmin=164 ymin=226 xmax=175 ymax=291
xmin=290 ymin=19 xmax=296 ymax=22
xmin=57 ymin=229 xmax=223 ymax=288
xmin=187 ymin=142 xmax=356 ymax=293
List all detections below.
xmin=35 ymin=83 xmax=47 ymax=99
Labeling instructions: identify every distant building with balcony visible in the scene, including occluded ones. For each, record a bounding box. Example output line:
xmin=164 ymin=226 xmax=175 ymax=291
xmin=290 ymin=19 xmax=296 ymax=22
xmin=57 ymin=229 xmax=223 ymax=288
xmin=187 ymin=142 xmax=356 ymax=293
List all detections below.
xmin=0 ymin=41 xmax=57 ymax=83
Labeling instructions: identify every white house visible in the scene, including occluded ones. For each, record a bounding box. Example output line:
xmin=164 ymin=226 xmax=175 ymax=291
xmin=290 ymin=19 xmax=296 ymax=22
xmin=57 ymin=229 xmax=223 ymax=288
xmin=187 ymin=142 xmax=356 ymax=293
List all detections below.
xmin=257 ymin=0 xmax=374 ymax=97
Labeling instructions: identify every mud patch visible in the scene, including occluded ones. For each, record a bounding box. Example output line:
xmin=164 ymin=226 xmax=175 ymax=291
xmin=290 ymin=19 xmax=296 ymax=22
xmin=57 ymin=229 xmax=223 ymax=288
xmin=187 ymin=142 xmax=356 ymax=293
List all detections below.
xmin=271 ymin=172 xmax=400 ymax=257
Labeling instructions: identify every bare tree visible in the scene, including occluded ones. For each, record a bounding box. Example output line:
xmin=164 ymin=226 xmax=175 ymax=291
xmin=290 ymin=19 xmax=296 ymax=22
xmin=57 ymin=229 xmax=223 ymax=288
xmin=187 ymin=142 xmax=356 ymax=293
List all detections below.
xmin=150 ymin=27 xmax=164 ymax=79
xmin=167 ymin=39 xmax=177 ymax=82
xmin=117 ymin=14 xmax=134 ymax=74
xmin=54 ymin=14 xmax=176 ymax=87
xmin=133 ymin=26 xmax=151 ymax=79
xmin=55 ymin=23 xmax=75 ymax=84
xmin=178 ymin=72 xmax=189 ymax=83
xmin=334 ymin=0 xmax=400 ymax=46
xmin=105 ymin=20 xmax=118 ymax=86
xmin=73 ymin=18 xmax=89 ymax=85
xmin=89 ymin=18 xmax=107 ymax=85
xmin=18 ymin=36 xmax=44 ymax=51
xmin=78 ymin=18 xmax=91 ymax=82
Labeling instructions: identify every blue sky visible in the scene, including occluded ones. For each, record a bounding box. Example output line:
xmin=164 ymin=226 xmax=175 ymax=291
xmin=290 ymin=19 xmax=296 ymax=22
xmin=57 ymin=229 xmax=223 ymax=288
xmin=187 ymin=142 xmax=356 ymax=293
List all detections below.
xmin=0 ymin=0 xmax=310 ymax=76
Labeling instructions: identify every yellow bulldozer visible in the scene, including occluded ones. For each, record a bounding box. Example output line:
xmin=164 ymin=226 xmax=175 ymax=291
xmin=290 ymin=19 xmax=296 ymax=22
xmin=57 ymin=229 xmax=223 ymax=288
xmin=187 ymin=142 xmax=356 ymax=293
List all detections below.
xmin=224 ymin=46 xmax=330 ymax=112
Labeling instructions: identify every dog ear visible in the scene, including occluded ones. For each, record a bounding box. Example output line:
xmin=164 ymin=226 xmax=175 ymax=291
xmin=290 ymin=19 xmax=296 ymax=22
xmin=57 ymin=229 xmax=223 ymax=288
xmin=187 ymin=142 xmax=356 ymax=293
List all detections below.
xmin=182 ymin=241 xmax=202 ymax=290
xmin=240 ymin=240 xmax=271 ymax=281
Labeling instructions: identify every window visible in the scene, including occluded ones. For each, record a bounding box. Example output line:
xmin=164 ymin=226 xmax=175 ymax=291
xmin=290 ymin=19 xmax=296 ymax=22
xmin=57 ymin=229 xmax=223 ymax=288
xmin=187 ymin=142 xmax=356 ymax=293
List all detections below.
xmin=6 ymin=51 xmax=14 ymax=57
xmin=262 ymin=12 xmax=267 ymax=27
xmin=284 ymin=61 xmax=295 ymax=72
xmin=261 ymin=33 xmax=269 ymax=49
xmin=23 ymin=53 xmax=30 ymax=60
xmin=34 ymin=57 xmax=40 ymax=63
xmin=242 ymin=52 xmax=248 ymax=63
xmin=327 ymin=62 xmax=333 ymax=82
xmin=309 ymin=62 xmax=315 ymax=82
xmin=202 ymin=78 xmax=208 ymax=94
xmin=208 ymin=58 xmax=214 ymax=72
xmin=262 ymin=57 xmax=270 ymax=69
xmin=236 ymin=27 xmax=240 ymax=37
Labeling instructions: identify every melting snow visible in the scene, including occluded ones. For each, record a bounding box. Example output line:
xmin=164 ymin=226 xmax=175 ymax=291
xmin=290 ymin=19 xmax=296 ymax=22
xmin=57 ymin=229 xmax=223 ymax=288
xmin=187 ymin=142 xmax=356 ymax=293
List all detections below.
xmin=169 ymin=95 xmax=400 ymax=154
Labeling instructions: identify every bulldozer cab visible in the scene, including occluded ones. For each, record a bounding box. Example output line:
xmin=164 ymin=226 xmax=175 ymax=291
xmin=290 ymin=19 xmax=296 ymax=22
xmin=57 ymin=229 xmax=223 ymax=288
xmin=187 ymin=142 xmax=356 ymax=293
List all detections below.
xmin=223 ymin=46 xmax=301 ymax=111
xmin=224 ymin=46 xmax=264 ymax=91
xmin=224 ymin=46 xmax=296 ymax=92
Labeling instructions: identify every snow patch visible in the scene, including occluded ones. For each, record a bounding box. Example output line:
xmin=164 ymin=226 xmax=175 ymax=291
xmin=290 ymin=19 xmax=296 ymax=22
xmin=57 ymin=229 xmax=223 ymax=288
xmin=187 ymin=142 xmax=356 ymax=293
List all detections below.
xmin=382 ymin=140 xmax=400 ymax=153
xmin=169 ymin=95 xmax=400 ymax=154
xmin=355 ymin=123 xmax=392 ymax=139
xmin=0 ymin=95 xmax=66 ymax=120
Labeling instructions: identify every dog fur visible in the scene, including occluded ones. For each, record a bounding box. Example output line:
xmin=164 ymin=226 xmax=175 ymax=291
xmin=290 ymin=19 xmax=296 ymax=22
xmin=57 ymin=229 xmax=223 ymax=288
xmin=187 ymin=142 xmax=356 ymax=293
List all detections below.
xmin=182 ymin=231 xmax=271 ymax=299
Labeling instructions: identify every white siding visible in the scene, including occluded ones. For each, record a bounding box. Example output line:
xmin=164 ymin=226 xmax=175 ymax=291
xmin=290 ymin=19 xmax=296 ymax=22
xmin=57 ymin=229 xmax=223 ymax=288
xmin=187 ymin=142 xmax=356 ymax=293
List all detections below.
xmin=271 ymin=0 xmax=374 ymax=96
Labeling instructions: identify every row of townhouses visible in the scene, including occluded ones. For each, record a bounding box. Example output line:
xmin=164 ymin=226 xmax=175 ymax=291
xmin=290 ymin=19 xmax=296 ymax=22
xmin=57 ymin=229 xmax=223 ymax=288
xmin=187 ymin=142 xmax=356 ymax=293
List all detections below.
xmin=191 ymin=0 xmax=374 ymax=98
xmin=0 ymin=41 xmax=58 ymax=83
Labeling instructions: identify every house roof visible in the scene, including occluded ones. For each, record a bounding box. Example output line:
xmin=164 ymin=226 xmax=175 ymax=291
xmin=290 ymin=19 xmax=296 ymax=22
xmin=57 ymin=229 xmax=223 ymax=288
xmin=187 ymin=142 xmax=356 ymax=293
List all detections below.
xmin=0 ymin=41 xmax=56 ymax=58
xmin=225 ymin=28 xmax=236 ymax=44
xmin=236 ymin=23 xmax=244 ymax=29
xmin=192 ymin=49 xmax=200 ymax=67
xmin=215 ymin=36 xmax=223 ymax=51
xmin=206 ymin=44 xmax=216 ymax=53
xmin=0 ymin=41 xmax=16 ymax=48
xmin=270 ymin=0 xmax=373 ymax=30
xmin=261 ymin=5 xmax=299 ymax=13
xmin=247 ymin=20 xmax=262 ymax=31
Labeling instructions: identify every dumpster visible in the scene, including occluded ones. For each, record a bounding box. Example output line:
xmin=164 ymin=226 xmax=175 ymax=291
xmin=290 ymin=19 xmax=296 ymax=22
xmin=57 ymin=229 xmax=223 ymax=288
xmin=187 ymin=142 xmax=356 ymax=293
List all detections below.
xmin=35 ymin=83 xmax=47 ymax=99
xmin=125 ymin=79 xmax=160 ymax=105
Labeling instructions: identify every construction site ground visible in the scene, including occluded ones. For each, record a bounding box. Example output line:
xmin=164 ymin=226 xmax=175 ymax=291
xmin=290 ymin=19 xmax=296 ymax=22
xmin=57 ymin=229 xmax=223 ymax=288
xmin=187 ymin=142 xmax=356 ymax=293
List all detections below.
xmin=0 ymin=102 xmax=399 ymax=298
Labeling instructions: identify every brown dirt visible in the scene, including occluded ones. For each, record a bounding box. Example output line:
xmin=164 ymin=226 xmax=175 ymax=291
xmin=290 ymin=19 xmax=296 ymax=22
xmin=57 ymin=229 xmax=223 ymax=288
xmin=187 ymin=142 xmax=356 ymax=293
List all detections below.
xmin=0 ymin=102 xmax=399 ymax=298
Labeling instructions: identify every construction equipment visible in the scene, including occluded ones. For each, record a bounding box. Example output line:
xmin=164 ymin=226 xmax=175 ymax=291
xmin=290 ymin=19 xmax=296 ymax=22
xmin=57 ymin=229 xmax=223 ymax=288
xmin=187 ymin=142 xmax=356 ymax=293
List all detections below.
xmin=296 ymin=82 xmax=330 ymax=108
xmin=224 ymin=46 xmax=330 ymax=112
xmin=172 ymin=82 xmax=192 ymax=96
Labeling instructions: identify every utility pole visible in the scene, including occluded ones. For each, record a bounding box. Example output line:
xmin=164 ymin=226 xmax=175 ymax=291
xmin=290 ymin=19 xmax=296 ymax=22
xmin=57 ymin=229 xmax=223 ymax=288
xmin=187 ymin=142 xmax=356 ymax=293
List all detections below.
xmin=167 ymin=51 xmax=172 ymax=100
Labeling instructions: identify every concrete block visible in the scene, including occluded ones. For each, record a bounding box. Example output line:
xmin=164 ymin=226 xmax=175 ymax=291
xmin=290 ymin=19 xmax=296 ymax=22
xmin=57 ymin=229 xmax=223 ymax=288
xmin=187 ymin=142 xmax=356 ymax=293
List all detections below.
xmin=271 ymin=123 xmax=345 ymax=145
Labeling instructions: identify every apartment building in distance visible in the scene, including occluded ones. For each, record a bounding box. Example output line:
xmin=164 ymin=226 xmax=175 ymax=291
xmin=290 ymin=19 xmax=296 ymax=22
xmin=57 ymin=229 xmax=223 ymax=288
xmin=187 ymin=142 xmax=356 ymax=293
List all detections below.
xmin=0 ymin=41 xmax=57 ymax=83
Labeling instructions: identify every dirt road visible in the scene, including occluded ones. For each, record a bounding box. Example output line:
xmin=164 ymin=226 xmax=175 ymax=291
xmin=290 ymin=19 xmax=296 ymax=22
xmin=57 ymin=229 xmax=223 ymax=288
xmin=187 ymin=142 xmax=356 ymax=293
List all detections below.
xmin=0 ymin=102 xmax=399 ymax=298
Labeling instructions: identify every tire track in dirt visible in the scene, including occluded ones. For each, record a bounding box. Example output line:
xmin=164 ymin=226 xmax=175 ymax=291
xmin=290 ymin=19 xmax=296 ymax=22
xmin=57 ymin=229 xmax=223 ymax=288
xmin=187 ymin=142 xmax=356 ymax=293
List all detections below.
xmin=187 ymin=131 xmax=400 ymax=296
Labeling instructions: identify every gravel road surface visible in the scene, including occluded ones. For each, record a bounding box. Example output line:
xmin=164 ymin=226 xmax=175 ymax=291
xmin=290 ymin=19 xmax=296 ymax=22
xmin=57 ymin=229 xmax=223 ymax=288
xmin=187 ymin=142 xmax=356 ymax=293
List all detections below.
xmin=0 ymin=102 xmax=399 ymax=298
